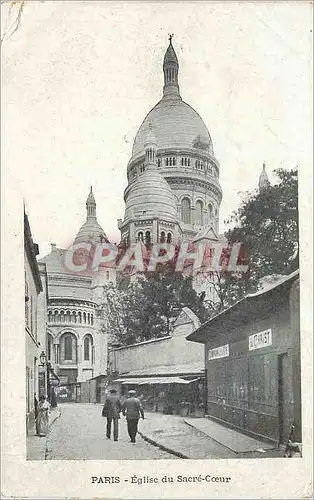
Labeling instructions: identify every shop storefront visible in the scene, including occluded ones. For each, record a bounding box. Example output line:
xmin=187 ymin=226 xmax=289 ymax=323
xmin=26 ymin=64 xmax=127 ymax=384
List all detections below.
xmin=109 ymin=307 xmax=206 ymax=416
xmin=115 ymin=375 xmax=205 ymax=417
xmin=187 ymin=271 xmax=301 ymax=446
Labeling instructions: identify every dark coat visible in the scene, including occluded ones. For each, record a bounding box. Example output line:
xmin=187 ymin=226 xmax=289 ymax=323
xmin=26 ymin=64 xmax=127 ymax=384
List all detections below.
xmin=102 ymin=394 xmax=122 ymax=419
xmin=122 ymin=397 xmax=144 ymax=420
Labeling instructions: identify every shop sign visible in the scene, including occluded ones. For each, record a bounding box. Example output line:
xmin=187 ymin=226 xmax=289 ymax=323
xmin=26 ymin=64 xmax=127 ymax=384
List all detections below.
xmin=249 ymin=329 xmax=272 ymax=351
xmin=208 ymin=344 xmax=229 ymax=361
xmin=38 ymin=371 xmax=46 ymax=397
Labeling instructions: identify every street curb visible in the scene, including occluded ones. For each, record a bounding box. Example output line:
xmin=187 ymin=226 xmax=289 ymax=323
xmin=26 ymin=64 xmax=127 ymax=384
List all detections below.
xmin=183 ymin=418 xmax=241 ymax=454
xmin=138 ymin=431 xmax=189 ymax=459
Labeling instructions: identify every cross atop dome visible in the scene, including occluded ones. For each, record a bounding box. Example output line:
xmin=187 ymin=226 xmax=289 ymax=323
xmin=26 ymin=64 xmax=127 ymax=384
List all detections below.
xmin=86 ymin=186 xmax=96 ymax=218
xmin=168 ymin=33 xmax=174 ymax=42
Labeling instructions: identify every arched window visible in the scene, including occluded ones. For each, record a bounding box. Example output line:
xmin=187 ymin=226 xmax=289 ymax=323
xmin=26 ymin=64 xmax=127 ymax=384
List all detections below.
xmin=181 ymin=198 xmax=191 ymax=224
xmin=48 ymin=311 xmax=52 ymax=323
xmin=87 ymin=313 xmax=90 ymax=325
xmin=195 ymin=200 xmax=204 ymax=225
xmin=78 ymin=312 xmax=82 ymax=324
xmin=83 ymin=335 xmax=93 ymax=361
xmin=157 ymin=158 xmax=161 ymax=168
xmin=91 ymin=314 xmax=94 ymax=326
xmin=62 ymin=333 xmax=77 ymax=362
xmin=137 ymin=231 xmax=143 ymax=242
xmin=145 ymin=231 xmax=151 ymax=245
xmin=181 ymin=158 xmax=184 ymax=166
xmin=83 ymin=312 xmax=86 ymax=324
xmin=167 ymin=232 xmax=172 ymax=243
xmin=208 ymin=203 xmax=213 ymax=223
xmin=160 ymin=231 xmax=166 ymax=243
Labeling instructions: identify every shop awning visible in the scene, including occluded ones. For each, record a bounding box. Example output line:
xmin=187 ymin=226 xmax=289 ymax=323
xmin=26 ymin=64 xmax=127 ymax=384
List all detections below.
xmin=115 ymin=377 xmax=199 ymax=385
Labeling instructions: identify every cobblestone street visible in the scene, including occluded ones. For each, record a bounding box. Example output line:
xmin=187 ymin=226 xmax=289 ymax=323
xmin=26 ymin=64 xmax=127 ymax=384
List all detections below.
xmin=46 ymin=404 xmax=177 ymax=460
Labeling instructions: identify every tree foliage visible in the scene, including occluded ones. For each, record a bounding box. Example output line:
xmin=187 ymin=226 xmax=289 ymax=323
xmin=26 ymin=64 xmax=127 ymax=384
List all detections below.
xmin=224 ymin=167 xmax=298 ymax=294
xmin=100 ymin=267 xmax=209 ymax=347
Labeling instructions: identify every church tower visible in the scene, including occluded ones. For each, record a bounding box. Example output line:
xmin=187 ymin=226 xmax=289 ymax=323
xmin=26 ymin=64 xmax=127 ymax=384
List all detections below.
xmin=121 ymin=37 xmax=223 ymax=245
xmin=119 ymin=125 xmax=181 ymax=245
xmin=74 ymin=187 xmax=108 ymax=244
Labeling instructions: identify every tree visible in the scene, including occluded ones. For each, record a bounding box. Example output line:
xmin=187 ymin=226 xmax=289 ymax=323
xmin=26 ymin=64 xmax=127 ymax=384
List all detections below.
xmin=225 ymin=167 xmax=298 ymax=294
xmin=99 ymin=281 xmax=141 ymax=347
xmin=193 ymin=168 xmax=298 ymax=315
xmin=100 ymin=266 xmax=209 ymax=347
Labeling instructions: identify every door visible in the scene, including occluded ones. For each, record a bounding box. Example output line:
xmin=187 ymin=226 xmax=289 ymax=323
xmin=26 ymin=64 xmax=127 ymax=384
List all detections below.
xmin=278 ymin=353 xmax=294 ymax=444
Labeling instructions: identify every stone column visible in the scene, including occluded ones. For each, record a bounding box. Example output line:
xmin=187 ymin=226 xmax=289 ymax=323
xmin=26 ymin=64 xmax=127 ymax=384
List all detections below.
xmin=77 ymin=340 xmax=83 ymax=382
xmin=152 ymin=219 xmax=158 ymax=243
xmin=191 ymin=206 xmax=196 ymax=225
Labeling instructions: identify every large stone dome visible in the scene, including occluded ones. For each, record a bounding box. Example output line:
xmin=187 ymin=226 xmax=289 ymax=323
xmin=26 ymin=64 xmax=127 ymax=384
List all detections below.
xmin=124 ymin=166 xmax=178 ymax=223
xmin=132 ymin=97 xmax=213 ymax=158
xmin=74 ymin=218 xmax=107 ymax=245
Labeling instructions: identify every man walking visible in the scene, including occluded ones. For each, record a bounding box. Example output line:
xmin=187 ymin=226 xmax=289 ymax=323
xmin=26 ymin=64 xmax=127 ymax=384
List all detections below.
xmin=102 ymin=388 xmax=121 ymax=441
xmin=122 ymin=390 xmax=144 ymax=443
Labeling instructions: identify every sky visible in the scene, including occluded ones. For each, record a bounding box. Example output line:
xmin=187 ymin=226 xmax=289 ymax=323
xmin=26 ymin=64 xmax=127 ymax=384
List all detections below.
xmin=2 ymin=1 xmax=312 ymax=257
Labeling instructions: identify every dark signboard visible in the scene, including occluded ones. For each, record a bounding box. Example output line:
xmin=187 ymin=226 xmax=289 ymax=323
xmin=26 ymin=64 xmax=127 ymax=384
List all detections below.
xmin=38 ymin=370 xmax=46 ymax=397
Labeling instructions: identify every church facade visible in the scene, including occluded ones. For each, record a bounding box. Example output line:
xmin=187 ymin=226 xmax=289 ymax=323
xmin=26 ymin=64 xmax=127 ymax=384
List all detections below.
xmin=39 ymin=189 xmax=115 ymax=399
xmin=37 ymin=38 xmax=225 ymax=395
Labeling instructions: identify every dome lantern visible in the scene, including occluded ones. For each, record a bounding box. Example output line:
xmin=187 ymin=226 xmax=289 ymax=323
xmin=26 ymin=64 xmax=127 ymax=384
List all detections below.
xmin=74 ymin=187 xmax=108 ymax=244
xmin=259 ymin=162 xmax=270 ymax=191
xmin=163 ymin=34 xmax=181 ymax=100
xmin=86 ymin=186 xmax=96 ymax=218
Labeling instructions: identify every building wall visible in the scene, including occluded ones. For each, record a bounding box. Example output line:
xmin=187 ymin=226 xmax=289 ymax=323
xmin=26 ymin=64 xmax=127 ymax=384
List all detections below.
xmin=37 ymin=263 xmax=48 ymax=353
xmin=111 ymin=312 xmax=203 ymax=375
xmin=25 ymin=235 xmax=46 ymax=434
xmin=205 ymin=284 xmax=300 ymax=444
xmin=47 ymin=317 xmax=106 ymax=384
xmin=25 ymin=250 xmax=40 ymax=433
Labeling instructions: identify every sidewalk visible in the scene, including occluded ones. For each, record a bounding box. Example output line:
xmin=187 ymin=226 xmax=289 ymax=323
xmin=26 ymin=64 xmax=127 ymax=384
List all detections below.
xmin=26 ymin=407 xmax=61 ymax=460
xmin=139 ymin=412 xmax=284 ymax=459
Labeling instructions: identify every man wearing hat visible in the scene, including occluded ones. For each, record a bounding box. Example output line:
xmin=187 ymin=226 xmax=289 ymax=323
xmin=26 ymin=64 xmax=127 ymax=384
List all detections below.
xmin=102 ymin=388 xmax=122 ymax=441
xmin=122 ymin=390 xmax=145 ymax=443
